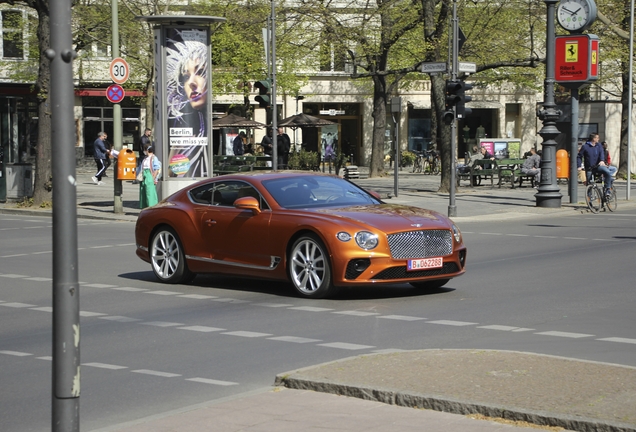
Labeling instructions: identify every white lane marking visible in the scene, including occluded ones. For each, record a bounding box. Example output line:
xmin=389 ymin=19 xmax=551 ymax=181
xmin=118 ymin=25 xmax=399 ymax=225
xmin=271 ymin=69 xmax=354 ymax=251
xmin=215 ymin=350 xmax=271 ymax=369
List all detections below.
xmin=37 ymin=356 xmax=52 ymax=361
xmin=0 ymin=350 xmax=32 ymax=357
xmin=333 ymin=311 xmax=380 ymax=317
xmin=221 ymin=331 xmax=272 ymax=338
xmin=178 ymin=326 xmax=225 ymax=332
xmin=24 ymin=277 xmax=52 ymax=281
xmin=477 ymin=325 xmax=519 ymax=331
xmin=30 ymin=307 xmax=53 ymax=312
xmin=0 ymin=274 xmax=28 ymax=278
xmin=597 ymin=337 xmax=636 ymax=344
xmin=481 ymin=232 xmax=503 ymax=236
xmin=144 ymin=290 xmax=181 ymax=296
xmin=186 ymin=378 xmax=238 ymax=386
xmin=210 ymin=298 xmax=249 ymax=303
xmin=113 ymin=287 xmax=148 ymax=292
xmin=32 ymin=251 xmax=52 ymax=255
xmin=317 ymin=342 xmax=376 ymax=350
xmin=591 ymin=238 xmax=621 ymax=242
xmin=82 ymin=283 xmax=117 ymax=289
xmin=253 ymin=303 xmax=294 ymax=308
xmin=178 ymin=294 xmax=218 ymax=299
xmin=288 ymin=306 xmax=334 ymax=312
xmin=99 ymin=316 xmax=143 ymax=323
xmin=79 ymin=311 xmax=108 ymax=317
xmin=508 ymin=234 xmax=530 ymax=237
xmin=535 ymin=331 xmax=594 ymax=338
xmin=1 ymin=254 xmax=28 ymax=257
xmin=115 ymin=243 xmax=136 ymax=247
xmin=141 ymin=321 xmax=184 ymax=327
xmin=90 ymin=245 xmax=114 ymax=249
xmin=132 ymin=369 xmax=181 ymax=378
xmin=378 ymin=315 xmax=426 ymax=321
xmin=83 ymin=362 xmax=128 ymax=370
xmin=534 ymin=235 xmax=558 ymax=239
xmin=427 ymin=320 xmax=478 ymax=326
xmin=1 ymin=302 xmax=37 ymax=308
xmin=563 ymin=237 xmax=586 ymax=240
xmin=268 ymin=336 xmax=322 ymax=343
xmin=512 ymin=328 xmax=535 ymax=332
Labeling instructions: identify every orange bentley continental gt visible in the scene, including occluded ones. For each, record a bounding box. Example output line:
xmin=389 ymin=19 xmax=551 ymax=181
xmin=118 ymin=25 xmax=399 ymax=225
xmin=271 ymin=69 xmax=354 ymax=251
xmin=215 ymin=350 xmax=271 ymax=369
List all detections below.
xmin=135 ymin=172 xmax=466 ymax=298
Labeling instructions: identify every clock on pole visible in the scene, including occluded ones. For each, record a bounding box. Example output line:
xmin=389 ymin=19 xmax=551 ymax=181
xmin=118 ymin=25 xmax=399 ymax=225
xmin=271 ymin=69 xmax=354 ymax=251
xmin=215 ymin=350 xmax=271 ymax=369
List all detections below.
xmin=557 ymin=0 xmax=597 ymax=33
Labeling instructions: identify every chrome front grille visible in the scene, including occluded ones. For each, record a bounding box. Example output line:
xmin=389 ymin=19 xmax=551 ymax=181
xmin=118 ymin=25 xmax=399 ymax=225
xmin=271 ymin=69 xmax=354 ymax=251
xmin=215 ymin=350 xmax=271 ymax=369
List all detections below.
xmin=387 ymin=230 xmax=453 ymax=259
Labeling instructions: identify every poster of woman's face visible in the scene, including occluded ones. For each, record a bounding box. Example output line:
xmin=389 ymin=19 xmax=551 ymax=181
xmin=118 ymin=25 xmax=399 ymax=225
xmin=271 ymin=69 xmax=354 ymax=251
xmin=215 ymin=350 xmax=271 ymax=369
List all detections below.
xmin=165 ymin=28 xmax=209 ymax=178
xmin=321 ymin=124 xmax=339 ymax=162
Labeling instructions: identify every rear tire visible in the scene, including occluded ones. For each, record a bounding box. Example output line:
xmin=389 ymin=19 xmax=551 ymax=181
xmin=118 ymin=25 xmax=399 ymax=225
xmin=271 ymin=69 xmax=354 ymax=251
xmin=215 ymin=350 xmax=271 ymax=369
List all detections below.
xmin=289 ymin=234 xmax=333 ymax=299
xmin=586 ymin=185 xmax=602 ymax=214
xmin=150 ymin=227 xmax=195 ymax=284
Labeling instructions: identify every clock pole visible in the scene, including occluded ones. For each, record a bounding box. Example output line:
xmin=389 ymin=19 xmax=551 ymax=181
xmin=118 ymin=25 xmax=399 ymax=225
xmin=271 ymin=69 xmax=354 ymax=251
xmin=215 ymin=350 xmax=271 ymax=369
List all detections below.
xmin=536 ymin=0 xmax=563 ymax=208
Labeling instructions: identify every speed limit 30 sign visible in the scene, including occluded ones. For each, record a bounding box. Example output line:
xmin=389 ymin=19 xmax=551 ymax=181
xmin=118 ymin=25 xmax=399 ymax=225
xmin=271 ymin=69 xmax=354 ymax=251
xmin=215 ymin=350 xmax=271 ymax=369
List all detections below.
xmin=109 ymin=57 xmax=130 ymax=85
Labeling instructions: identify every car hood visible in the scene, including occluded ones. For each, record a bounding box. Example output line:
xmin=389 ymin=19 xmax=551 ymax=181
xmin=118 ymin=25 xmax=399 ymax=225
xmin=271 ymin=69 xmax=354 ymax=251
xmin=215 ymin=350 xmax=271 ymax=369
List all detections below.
xmin=313 ymin=204 xmax=453 ymax=232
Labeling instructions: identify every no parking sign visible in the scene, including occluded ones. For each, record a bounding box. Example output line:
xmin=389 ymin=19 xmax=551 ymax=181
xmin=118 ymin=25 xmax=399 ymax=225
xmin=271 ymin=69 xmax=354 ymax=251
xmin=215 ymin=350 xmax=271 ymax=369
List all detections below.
xmin=106 ymin=84 xmax=125 ymax=103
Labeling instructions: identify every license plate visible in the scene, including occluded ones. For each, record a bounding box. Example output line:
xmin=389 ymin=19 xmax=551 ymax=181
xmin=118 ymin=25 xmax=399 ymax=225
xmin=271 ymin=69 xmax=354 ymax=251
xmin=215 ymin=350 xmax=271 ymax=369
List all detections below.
xmin=407 ymin=257 xmax=443 ymax=271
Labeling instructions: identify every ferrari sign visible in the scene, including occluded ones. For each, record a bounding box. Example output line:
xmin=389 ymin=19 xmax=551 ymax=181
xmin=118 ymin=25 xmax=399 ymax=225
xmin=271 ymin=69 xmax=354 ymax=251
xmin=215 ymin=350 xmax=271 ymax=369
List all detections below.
xmin=555 ymin=34 xmax=599 ymax=88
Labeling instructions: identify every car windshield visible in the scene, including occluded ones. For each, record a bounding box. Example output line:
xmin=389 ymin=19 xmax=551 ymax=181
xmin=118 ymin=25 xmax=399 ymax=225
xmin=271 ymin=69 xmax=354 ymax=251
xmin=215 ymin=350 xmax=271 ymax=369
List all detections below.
xmin=263 ymin=175 xmax=381 ymax=209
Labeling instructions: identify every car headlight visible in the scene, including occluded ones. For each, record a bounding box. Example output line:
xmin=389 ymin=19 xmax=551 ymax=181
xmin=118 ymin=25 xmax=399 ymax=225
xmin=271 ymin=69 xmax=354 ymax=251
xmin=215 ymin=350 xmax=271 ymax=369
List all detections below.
xmin=452 ymin=224 xmax=462 ymax=243
xmin=336 ymin=232 xmax=352 ymax=242
xmin=355 ymin=231 xmax=378 ymax=250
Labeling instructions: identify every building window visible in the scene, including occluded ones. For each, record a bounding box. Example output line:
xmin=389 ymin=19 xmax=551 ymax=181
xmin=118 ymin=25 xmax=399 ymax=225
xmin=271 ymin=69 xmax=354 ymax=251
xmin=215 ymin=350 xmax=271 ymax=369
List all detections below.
xmin=319 ymin=27 xmax=347 ymax=72
xmin=1 ymin=10 xmax=24 ymax=59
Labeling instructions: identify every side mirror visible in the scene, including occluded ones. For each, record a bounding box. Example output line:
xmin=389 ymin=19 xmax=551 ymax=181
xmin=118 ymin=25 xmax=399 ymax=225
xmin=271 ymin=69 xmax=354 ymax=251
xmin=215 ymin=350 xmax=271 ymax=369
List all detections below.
xmin=368 ymin=190 xmax=382 ymax=200
xmin=234 ymin=196 xmax=261 ymax=215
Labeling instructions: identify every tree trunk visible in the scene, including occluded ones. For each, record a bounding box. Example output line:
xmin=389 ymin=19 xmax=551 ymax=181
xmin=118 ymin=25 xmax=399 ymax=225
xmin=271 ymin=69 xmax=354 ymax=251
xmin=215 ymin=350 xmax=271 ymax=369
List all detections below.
xmin=431 ymin=75 xmax=451 ymax=193
xmin=31 ymin=9 xmax=52 ymax=207
xmin=618 ymin=63 xmax=630 ymax=179
xmin=369 ymin=75 xmax=388 ymax=178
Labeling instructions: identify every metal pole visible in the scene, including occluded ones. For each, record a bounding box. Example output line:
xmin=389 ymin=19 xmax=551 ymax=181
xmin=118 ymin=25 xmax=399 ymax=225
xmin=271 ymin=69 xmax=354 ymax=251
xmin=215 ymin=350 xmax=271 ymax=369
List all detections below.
xmin=570 ymin=89 xmax=579 ymax=203
xmin=627 ymin=0 xmax=634 ymax=200
xmin=271 ymin=0 xmax=278 ymax=171
xmin=112 ymin=0 xmax=123 ymax=213
xmin=47 ymin=0 xmax=80 ymax=428
xmin=536 ymin=0 xmax=563 ymax=208
xmin=448 ymin=0 xmax=458 ymax=218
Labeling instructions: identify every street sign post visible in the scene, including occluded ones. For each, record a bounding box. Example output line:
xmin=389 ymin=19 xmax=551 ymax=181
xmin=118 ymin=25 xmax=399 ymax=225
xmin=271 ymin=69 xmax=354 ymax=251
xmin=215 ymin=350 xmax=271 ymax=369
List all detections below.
xmin=421 ymin=62 xmax=447 ymax=73
xmin=109 ymin=57 xmax=130 ymax=84
xmin=106 ymin=84 xmax=125 ymax=103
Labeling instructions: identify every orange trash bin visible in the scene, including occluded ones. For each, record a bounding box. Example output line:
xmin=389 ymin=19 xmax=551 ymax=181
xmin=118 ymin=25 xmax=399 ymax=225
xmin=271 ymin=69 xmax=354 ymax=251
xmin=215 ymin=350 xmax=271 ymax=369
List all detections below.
xmin=556 ymin=149 xmax=569 ymax=180
xmin=117 ymin=148 xmax=137 ymax=180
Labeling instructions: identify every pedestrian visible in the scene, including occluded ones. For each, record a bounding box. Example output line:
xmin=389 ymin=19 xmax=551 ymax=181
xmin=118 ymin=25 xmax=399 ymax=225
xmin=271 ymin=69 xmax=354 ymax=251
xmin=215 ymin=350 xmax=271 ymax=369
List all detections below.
xmin=601 ymin=141 xmax=618 ymax=177
xmin=277 ymin=127 xmax=291 ymax=168
xmin=233 ymin=131 xmax=246 ymax=156
xmin=139 ymin=146 xmax=159 ymax=209
xmin=92 ymin=131 xmax=109 ymax=185
xmin=520 ymin=147 xmax=541 ymax=188
xmin=261 ymin=129 xmax=273 ymax=167
xmin=134 ymin=128 xmax=153 ymax=184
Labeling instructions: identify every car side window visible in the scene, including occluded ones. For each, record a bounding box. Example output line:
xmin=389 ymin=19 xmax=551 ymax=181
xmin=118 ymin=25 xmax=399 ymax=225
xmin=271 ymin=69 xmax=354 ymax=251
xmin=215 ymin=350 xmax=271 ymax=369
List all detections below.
xmin=212 ymin=181 xmax=270 ymax=210
xmin=190 ymin=184 xmax=215 ymax=205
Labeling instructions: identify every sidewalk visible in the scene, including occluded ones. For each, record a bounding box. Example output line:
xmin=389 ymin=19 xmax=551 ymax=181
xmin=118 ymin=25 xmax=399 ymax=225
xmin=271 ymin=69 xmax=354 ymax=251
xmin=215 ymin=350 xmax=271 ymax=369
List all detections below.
xmin=3 ymin=167 xmax=636 ymax=432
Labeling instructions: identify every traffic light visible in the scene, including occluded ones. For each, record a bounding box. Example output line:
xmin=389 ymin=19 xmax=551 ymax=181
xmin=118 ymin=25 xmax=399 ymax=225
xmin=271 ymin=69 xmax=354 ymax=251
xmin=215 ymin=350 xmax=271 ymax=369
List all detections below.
xmin=456 ymin=81 xmax=473 ymax=119
xmin=254 ymin=79 xmax=271 ymax=108
xmin=443 ymin=80 xmax=462 ymax=125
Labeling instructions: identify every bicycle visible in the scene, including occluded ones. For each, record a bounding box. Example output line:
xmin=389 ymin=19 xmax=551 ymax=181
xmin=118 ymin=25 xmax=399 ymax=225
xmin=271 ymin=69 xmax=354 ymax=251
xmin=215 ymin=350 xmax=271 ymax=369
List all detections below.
xmin=426 ymin=150 xmax=441 ymax=175
xmin=585 ymin=172 xmax=617 ymax=213
xmin=412 ymin=151 xmax=424 ymax=173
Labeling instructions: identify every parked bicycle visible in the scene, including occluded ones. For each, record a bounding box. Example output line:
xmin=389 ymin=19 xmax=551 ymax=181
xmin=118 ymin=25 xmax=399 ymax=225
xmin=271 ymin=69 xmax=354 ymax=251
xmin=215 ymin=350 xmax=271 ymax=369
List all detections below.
xmin=412 ymin=150 xmax=440 ymax=175
xmin=585 ymin=172 xmax=617 ymax=213
xmin=412 ymin=151 xmax=424 ymax=173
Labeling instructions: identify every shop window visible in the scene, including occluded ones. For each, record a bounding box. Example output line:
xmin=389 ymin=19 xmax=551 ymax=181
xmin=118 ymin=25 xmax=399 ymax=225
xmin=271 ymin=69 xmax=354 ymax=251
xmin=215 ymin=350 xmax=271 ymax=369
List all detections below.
xmin=1 ymin=10 xmax=24 ymax=59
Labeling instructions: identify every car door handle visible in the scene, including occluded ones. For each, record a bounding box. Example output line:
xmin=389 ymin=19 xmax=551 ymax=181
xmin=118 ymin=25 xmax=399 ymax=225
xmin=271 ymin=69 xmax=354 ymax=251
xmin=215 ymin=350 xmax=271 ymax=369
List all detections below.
xmin=205 ymin=219 xmax=217 ymax=224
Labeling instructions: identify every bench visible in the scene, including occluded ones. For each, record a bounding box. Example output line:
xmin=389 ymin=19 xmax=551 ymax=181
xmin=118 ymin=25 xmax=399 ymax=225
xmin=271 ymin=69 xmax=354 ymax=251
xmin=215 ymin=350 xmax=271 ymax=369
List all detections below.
xmin=343 ymin=165 xmax=360 ymax=179
xmin=497 ymin=158 xmax=536 ymax=188
xmin=468 ymin=159 xmax=498 ymax=187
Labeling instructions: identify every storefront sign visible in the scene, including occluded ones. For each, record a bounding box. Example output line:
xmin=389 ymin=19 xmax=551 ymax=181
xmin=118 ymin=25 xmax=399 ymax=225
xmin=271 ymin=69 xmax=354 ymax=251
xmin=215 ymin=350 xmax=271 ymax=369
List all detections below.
xmin=555 ymin=34 xmax=599 ymax=86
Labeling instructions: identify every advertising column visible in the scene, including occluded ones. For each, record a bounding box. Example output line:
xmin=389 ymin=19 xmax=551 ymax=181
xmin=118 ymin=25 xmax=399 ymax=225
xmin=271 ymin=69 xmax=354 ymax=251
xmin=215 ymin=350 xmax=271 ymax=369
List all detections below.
xmin=141 ymin=16 xmax=225 ymax=199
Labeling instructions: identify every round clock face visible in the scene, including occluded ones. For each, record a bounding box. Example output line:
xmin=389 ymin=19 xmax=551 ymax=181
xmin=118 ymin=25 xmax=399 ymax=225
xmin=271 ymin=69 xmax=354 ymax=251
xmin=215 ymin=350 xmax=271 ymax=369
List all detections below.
xmin=557 ymin=0 xmax=597 ymax=32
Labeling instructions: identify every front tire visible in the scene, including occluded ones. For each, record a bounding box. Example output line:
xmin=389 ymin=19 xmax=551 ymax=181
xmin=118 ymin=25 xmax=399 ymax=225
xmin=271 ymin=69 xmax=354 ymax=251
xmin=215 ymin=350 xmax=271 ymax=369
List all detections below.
xmin=586 ymin=185 xmax=602 ymax=214
xmin=150 ymin=227 xmax=195 ymax=284
xmin=289 ymin=234 xmax=333 ymax=299
xmin=606 ymin=187 xmax=617 ymax=212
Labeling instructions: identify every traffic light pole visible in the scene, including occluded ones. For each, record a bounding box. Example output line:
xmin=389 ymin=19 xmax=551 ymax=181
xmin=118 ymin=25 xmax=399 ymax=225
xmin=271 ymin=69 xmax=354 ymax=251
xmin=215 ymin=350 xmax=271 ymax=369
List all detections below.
xmin=448 ymin=0 xmax=459 ymax=218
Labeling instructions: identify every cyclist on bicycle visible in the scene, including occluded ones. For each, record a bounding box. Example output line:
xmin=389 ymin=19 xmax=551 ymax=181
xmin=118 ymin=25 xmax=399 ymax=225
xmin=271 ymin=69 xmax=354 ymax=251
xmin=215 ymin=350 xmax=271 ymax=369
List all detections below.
xmin=577 ymin=133 xmax=613 ymax=196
